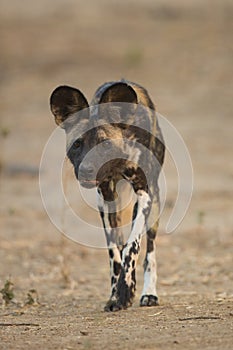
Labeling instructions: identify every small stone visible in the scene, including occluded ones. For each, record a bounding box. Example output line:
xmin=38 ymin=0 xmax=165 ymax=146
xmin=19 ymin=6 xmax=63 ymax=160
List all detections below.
xmin=80 ymin=330 xmax=88 ymax=336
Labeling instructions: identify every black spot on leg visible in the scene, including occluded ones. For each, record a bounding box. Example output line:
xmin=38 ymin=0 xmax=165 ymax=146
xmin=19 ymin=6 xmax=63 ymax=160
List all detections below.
xmin=132 ymin=202 xmax=138 ymax=221
xmin=109 ymin=249 xmax=114 ymax=259
xmin=124 ymin=255 xmax=131 ymax=270
xmin=147 ymin=239 xmax=154 ymax=254
xmin=111 ymin=276 xmax=117 ymax=285
xmin=131 ymin=241 xmax=139 ymax=254
xmin=113 ymin=261 xmax=121 ymax=276
xmin=146 ymin=228 xmax=156 ymax=253
xmin=123 ymin=241 xmax=140 ymax=271
xmin=117 ymin=269 xmax=135 ymax=308
xmin=99 ymin=211 xmax=106 ymax=228
xmin=131 ymin=268 xmax=136 ymax=284
xmin=143 ymin=257 xmax=148 ymax=272
xmin=147 ymin=228 xmax=156 ymax=240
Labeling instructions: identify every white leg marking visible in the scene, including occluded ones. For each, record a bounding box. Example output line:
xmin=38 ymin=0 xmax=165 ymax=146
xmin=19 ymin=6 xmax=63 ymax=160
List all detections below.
xmin=121 ymin=190 xmax=150 ymax=289
xmin=124 ymin=190 xmax=150 ymax=248
xmin=141 ymin=249 xmax=158 ymax=297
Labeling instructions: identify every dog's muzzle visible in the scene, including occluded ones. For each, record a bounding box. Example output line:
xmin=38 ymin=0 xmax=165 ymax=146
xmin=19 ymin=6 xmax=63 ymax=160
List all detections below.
xmin=76 ymin=163 xmax=99 ymax=188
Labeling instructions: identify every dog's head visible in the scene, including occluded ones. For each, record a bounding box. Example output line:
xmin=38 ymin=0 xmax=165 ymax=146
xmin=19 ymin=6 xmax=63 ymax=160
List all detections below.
xmin=50 ymin=82 xmax=141 ymax=188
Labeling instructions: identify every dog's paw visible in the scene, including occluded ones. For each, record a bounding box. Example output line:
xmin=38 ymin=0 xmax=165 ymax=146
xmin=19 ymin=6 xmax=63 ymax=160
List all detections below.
xmin=140 ymin=295 xmax=159 ymax=307
xmin=104 ymin=299 xmax=124 ymax=312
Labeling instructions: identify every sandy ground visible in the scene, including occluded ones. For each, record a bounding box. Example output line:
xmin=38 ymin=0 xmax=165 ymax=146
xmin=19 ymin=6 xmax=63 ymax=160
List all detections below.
xmin=0 ymin=0 xmax=233 ymax=349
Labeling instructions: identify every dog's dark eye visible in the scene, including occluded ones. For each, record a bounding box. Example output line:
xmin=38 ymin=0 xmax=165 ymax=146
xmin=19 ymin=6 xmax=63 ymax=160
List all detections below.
xmin=73 ymin=139 xmax=82 ymax=149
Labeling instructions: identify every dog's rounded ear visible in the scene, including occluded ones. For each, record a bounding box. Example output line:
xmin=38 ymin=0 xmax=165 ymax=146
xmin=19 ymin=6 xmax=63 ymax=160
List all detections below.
xmin=50 ymin=86 xmax=89 ymax=126
xmin=99 ymin=82 xmax=137 ymax=104
xmin=99 ymin=82 xmax=138 ymax=124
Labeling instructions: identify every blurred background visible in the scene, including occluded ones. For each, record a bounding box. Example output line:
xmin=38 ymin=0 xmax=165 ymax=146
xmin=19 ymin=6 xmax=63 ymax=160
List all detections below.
xmin=0 ymin=0 xmax=232 ymax=313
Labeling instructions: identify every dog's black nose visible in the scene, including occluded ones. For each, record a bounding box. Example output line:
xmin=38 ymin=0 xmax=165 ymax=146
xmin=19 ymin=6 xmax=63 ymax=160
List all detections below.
xmin=79 ymin=163 xmax=94 ymax=178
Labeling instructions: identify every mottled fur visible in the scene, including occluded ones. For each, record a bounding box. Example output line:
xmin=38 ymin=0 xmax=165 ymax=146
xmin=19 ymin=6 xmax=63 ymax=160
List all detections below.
xmin=50 ymin=80 xmax=165 ymax=311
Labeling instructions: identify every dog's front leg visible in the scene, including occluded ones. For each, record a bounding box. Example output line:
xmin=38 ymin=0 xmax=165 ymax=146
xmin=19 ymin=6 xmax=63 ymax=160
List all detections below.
xmin=115 ymin=189 xmax=151 ymax=310
xmin=140 ymin=193 xmax=160 ymax=307
xmin=97 ymin=186 xmax=123 ymax=311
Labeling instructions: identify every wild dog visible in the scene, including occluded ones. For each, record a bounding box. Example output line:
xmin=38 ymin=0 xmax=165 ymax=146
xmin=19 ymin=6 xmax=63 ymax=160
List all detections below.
xmin=50 ymin=80 xmax=165 ymax=311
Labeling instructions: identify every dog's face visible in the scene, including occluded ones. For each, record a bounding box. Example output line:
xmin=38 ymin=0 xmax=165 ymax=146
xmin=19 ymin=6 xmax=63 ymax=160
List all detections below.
xmin=50 ymin=83 xmax=139 ymax=188
xmin=66 ymin=124 xmax=128 ymax=188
